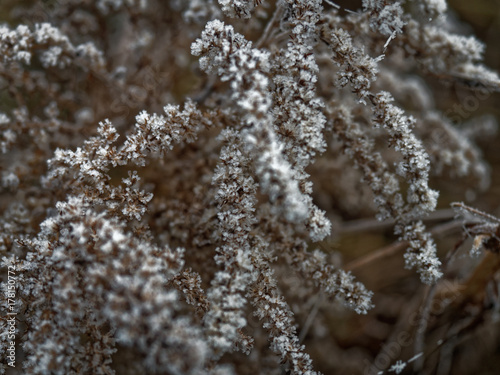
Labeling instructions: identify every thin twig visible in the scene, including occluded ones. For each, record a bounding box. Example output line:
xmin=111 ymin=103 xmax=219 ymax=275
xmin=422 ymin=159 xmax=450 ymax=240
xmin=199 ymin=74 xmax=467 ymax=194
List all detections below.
xmin=413 ymin=284 xmax=435 ymax=371
xmin=339 ymin=208 xmax=457 ymax=234
xmin=370 ymin=291 xmax=425 ymax=373
xmin=255 ymin=3 xmax=284 ymax=49
xmin=323 ymin=0 xmax=340 ymax=10
xmin=451 ymin=202 xmax=500 ymax=224
xmin=413 ymin=230 xmax=470 ymax=366
xmin=344 ymin=220 xmax=464 ymax=271
xmin=299 ymin=292 xmax=325 ymax=343
xmin=193 ymin=75 xmax=217 ymax=105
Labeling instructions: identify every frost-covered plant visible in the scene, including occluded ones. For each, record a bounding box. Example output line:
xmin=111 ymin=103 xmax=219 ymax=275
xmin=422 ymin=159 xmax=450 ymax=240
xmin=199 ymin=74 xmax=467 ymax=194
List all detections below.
xmin=0 ymin=1 xmax=499 ymax=374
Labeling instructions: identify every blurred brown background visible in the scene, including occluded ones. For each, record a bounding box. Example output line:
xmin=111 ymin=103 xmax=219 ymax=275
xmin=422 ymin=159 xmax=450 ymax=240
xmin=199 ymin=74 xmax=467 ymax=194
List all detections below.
xmin=448 ymin=0 xmax=500 ymax=214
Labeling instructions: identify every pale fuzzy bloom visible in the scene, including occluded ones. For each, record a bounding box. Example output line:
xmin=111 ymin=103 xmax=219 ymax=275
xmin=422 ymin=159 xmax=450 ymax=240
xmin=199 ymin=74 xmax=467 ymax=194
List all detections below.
xmin=297 ymin=248 xmax=374 ymax=314
xmin=421 ymin=112 xmax=491 ymax=191
xmin=18 ymin=195 xmax=208 ymax=374
xmin=0 ymin=24 xmax=33 ymax=63
xmin=120 ymin=99 xmax=212 ymax=164
xmin=453 ymin=62 xmax=500 ymax=87
xmin=328 ymin=94 xmax=441 ymax=283
xmin=1 ymin=172 xmax=19 ymax=189
xmin=192 ymin=20 xmax=310 ymax=224
xmin=329 ymin=104 xmax=405 ymax=221
xmin=218 ymin=0 xmax=256 ymax=19
xmin=403 ymin=19 xmax=500 ymax=89
xmin=96 ymin=0 xmax=148 ymax=14
xmin=307 ymin=205 xmax=331 ymax=242
xmin=388 ymin=359 xmax=406 ymax=374
xmin=204 ymin=129 xmax=257 ymax=356
xmin=401 ymin=221 xmax=442 ymax=284
xmin=260 ymin=201 xmax=373 ymax=316
xmin=248 ymin=237 xmax=320 ymax=375
xmin=362 ymin=0 xmax=406 ymax=37
xmin=0 ymin=113 xmax=10 ymax=125
xmin=181 ymin=0 xmax=222 ymax=24
xmin=420 ymin=0 xmax=447 ymax=18
xmin=371 ymin=93 xmax=441 ymax=283
xmin=371 ymin=91 xmax=439 ymax=219
xmin=273 ymin=0 xmax=331 ymax=241
xmin=328 ymin=27 xmax=383 ymax=102
xmin=0 ymin=22 xmax=105 ymax=70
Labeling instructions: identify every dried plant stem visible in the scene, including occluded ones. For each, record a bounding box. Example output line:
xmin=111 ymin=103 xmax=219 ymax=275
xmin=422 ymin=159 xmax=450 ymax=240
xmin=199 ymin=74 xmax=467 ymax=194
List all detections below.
xmin=345 ymin=220 xmax=464 ymax=272
xmin=299 ymin=292 xmax=325 ymax=344
xmin=255 ymin=3 xmax=285 ymax=49
xmin=339 ymin=208 xmax=457 ymax=234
